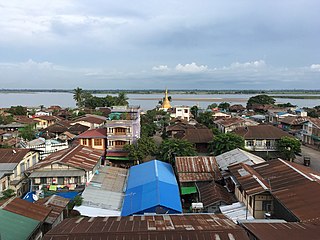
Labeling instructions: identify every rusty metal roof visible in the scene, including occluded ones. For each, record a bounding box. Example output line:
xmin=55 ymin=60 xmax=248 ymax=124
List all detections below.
xmin=30 ymin=144 xmax=103 ymax=171
xmin=0 ymin=148 xmax=32 ymax=164
xmin=175 ymin=156 xmax=222 ymax=182
xmin=36 ymin=195 xmax=70 ymax=224
xmin=3 ymin=198 xmax=51 ymax=222
xmin=242 ymin=222 xmax=320 ymax=240
xmin=43 ymin=214 xmax=250 ymax=240
xmin=233 ymin=124 xmax=292 ymax=140
xmin=229 ymin=159 xmax=320 ymax=223
xmin=198 ymin=182 xmax=235 ymax=207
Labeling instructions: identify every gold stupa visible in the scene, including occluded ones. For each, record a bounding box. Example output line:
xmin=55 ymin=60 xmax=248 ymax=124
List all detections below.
xmin=161 ymin=88 xmax=171 ymax=109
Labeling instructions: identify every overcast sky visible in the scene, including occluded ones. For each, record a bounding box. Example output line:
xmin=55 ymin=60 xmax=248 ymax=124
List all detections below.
xmin=0 ymin=0 xmax=319 ymax=89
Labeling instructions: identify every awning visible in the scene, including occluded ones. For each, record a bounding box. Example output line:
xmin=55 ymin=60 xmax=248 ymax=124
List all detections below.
xmin=180 ymin=186 xmax=197 ymax=195
xmin=105 ymin=156 xmax=131 ymax=161
xmin=29 ymin=170 xmax=85 ymax=178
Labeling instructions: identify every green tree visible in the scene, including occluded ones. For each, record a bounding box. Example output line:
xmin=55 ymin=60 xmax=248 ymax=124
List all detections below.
xmin=7 ymin=106 xmax=27 ymax=115
xmin=0 ymin=115 xmax=14 ymax=125
xmin=218 ymin=102 xmax=230 ymax=111
xmin=73 ymin=87 xmax=84 ymax=107
xmin=247 ymin=94 xmax=275 ymax=109
xmin=115 ymin=92 xmax=128 ymax=106
xmin=190 ymin=105 xmax=199 ymax=118
xmin=207 ymin=103 xmax=218 ymax=109
xmin=124 ymin=137 xmax=158 ymax=162
xmin=276 ymin=136 xmax=301 ymax=161
xmin=19 ymin=124 xmax=36 ymax=141
xmin=196 ymin=111 xmax=214 ymax=129
xmin=158 ymin=138 xmax=196 ymax=164
xmin=208 ymin=133 xmax=245 ymax=155
xmin=276 ymin=102 xmax=296 ymax=108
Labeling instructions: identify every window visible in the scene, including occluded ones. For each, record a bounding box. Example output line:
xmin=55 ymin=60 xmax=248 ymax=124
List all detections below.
xmin=32 ymin=155 xmax=37 ymax=165
xmin=58 ymin=177 xmax=64 ymax=185
xmin=2 ymin=181 xmax=6 ymax=191
xmin=246 ymin=140 xmax=254 ymax=146
xmin=26 ymin=160 xmax=30 ymax=169
xmin=115 ymin=141 xmax=126 ymax=146
xmin=40 ymin=178 xmax=47 ymax=184
xmin=184 ymin=109 xmax=189 ymax=113
xmin=20 ymin=162 xmax=25 ymax=173
xmin=262 ymin=200 xmax=272 ymax=211
xmin=82 ymin=139 xmax=87 ymax=145
xmin=35 ymin=178 xmax=41 ymax=184
xmin=115 ymin=128 xmax=126 ymax=133
xmin=94 ymin=139 xmax=102 ymax=146
xmin=256 ymin=140 xmax=263 ymax=146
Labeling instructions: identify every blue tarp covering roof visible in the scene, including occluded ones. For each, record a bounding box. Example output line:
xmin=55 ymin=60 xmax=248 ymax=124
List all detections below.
xmin=121 ymin=160 xmax=182 ymax=216
xmin=22 ymin=191 xmax=37 ymax=203
xmin=55 ymin=191 xmax=79 ymax=200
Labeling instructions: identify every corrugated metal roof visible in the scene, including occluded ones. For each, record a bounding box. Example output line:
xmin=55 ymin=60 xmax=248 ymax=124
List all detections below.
xmin=77 ymin=128 xmax=107 ymax=139
xmin=198 ymin=182 xmax=235 ymax=207
xmin=3 ymin=198 xmax=51 ymax=222
xmin=30 ymin=144 xmax=103 ymax=171
xmin=242 ymin=222 xmax=320 ymax=240
xmin=229 ymin=159 xmax=320 ymax=223
xmin=0 ymin=209 xmax=40 ymax=240
xmin=43 ymin=214 xmax=250 ymax=240
xmin=233 ymin=125 xmax=292 ymax=139
xmin=216 ymin=148 xmax=265 ymax=171
xmin=175 ymin=156 xmax=222 ymax=182
xmin=29 ymin=170 xmax=85 ymax=178
xmin=121 ymin=160 xmax=182 ymax=216
xmin=36 ymin=195 xmax=70 ymax=224
xmin=220 ymin=202 xmax=254 ymax=223
xmin=81 ymin=166 xmax=127 ymax=213
xmin=0 ymin=148 xmax=32 ymax=163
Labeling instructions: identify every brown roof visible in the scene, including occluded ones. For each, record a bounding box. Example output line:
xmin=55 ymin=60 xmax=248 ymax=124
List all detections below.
xmin=30 ymin=145 xmax=103 ymax=171
xmin=279 ymin=116 xmax=309 ymax=125
xmin=34 ymin=115 xmax=59 ymax=121
xmin=77 ymin=128 xmax=107 ymax=139
xmin=229 ymin=159 xmax=320 ymax=223
xmin=36 ymin=195 xmax=69 ymax=224
xmin=3 ymin=198 xmax=51 ymax=222
xmin=175 ymin=128 xmax=213 ymax=143
xmin=14 ymin=116 xmax=38 ymax=124
xmin=309 ymin=117 xmax=320 ymax=128
xmin=214 ymin=117 xmax=246 ymax=127
xmin=73 ymin=115 xmax=106 ymax=125
xmin=198 ymin=182 xmax=235 ymax=207
xmin=68 ymin=123 xmax=90 ymax=135
xmin=229 ymin=104 xmax=245 ymax=112
xmin=242 ymin=222 xmax=320 ymax=240
xmin=175 ymin=156 xmax=222 ymax=182
xmin=0 ymin=148 xmax=32 ymax=163
xmin=233 ymin=124 xmax=292 ymax=139
xmin=43 ymin=214 xmax=249 ymax=240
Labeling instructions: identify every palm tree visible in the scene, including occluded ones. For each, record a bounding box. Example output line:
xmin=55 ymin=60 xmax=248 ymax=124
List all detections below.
xmin=73 ymin=87 xmax=83 ymax=107
xmin=116 ymin=92 xmax=128 ymax=106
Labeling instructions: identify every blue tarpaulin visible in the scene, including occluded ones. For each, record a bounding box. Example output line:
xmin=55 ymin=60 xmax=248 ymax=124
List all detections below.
xmin=22 ymin=191 xmax=37 ymax=202
xmin=55 ymin=191 xmax=79 ymax=200
xmin=121 ymin=160 xmax=182 ymax=216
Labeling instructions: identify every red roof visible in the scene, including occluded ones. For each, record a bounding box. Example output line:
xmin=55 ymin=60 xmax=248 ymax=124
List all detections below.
xmin=77 ymin=128 xmax=107 ymax=139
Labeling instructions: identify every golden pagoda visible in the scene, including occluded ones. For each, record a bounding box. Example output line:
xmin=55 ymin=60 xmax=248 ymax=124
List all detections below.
xmin=161 ymin=88 xmax=171 ymax=110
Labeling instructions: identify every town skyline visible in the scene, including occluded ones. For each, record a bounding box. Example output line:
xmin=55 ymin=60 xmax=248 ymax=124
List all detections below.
xmin=0 ymin=1 xmax=319 ymax=89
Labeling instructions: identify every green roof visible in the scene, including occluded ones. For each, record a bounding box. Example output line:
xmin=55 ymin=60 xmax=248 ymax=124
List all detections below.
xmin=0 ymin=209 xmax=40 ymax=240
xmin=180 ymin=186 xmax=197 ymax=195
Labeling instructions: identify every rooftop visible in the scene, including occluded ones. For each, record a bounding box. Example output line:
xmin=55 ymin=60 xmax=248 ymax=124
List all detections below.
xmin=0 ymin=148 xmax=32 ymax=164
xmin=242 ymin=222 xmax=320 ymax=240
xmin=0 ymin=209 xmax=40 ymax=240
xmin=216 ymin=148 xmax=265 ymax=171
xmin=30 ymin=145 xmax=103 ymax=171
xmin=73 ymin=114 xmax=106 ymax=125
xmin=175 ymin=156 xmax=222 ymax=182
xmin=198 ymin=182 xmax=235 ymax=207
xmin=233 ymin=124 xmax=292 ymax=139
xmin=3 ymin=198 xmax=51 ymax=222
xmin=77 ymin=128 xmax=107 ymax=139
xmin=43 ymin=214 xmax=250 ymax=240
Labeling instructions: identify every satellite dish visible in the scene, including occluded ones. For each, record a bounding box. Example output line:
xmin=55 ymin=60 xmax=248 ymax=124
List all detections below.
xmin=32 ymin=194 xmax=39 ymax=201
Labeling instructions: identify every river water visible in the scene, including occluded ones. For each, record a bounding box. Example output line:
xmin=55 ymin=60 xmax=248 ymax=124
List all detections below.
xmin=0 ymin=92 xmax=319 ymax=110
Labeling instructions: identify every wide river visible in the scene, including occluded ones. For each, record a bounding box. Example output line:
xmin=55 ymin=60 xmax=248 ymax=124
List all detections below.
xmin=0 ymin=92 xmax=319 ymax=110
